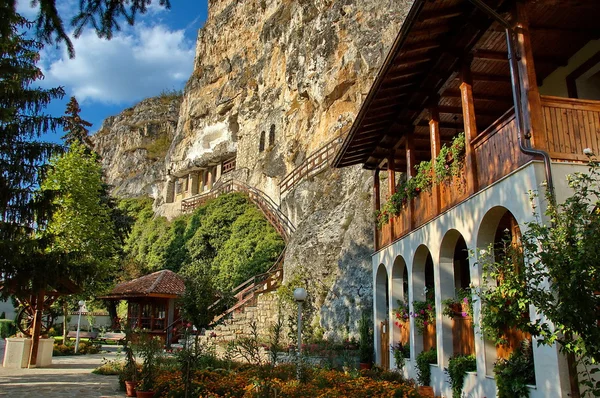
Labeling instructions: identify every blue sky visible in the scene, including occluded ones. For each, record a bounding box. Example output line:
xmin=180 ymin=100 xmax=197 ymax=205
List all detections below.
xmin=17 ymin=1 xmax=208 ymax=142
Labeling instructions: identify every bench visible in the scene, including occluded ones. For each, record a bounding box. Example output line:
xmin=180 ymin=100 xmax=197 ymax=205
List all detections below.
xmin=66 ymin=331 xmax=99 ymax=342
xmin=99 ymin=332 xmax=126 ymax=345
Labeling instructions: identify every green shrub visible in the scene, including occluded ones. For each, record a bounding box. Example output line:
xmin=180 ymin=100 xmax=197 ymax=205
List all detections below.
xmin=494 ymin=342 xmax=535 ymax=398
xmin=0 ymin=319 xmax=16 ymax=338
xmin=446 ymin=354 xmax=476 ymax=398
xmin=416 ymin=348 xmax=437 ymax=386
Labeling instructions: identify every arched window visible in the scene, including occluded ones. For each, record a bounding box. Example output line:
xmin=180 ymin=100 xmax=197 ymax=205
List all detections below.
xmin=259 ymin=131 xmax=265 ymax=152
xmin=269 ymin=124 xmax=275 ymax=147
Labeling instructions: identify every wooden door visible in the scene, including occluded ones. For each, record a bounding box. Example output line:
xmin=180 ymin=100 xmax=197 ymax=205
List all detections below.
xmin=380 ymin=319 xmax=389 ymax=370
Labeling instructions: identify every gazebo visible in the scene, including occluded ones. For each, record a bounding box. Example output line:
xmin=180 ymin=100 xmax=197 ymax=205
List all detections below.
xmin=101 ymin=270 xmax=185 ymax=344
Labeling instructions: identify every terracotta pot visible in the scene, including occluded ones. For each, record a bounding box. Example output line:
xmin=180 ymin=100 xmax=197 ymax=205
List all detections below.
xmin=418 ymin=386 xmax=434 ymax=398
xmin=359 ymin=362 xmax=372 ymax=370
xmin=124 ymin=381 xmax=136 ymax=397
xmin=136 ymin=391 xmax=155 ymax=398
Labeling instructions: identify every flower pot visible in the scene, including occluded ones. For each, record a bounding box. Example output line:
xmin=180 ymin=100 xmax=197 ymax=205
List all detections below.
xmin=359 ymin=362 xmax=372 ymax=370
xmin=124 ymin=381 xmax=136 ymax=397
xmin=418 ymin=386 xmax=434 ymax=397
xmin=136 ymin=391 xmax=155 ymax=398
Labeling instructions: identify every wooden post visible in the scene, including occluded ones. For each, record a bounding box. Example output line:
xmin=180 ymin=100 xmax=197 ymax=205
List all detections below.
xmin=429 ymin=106 xmax=441 ymax=213
xmin=28 ymin=289 xmax=45 ymax=368
xmin=374 ymin=169 xmax=381 ymax=250
xmin=406 ymin=134 xmax=416 ymax=229
xmin=460 ymin=60 xmax=479 ymax=194
xmin=387 ymin=154 xmax=396 ymax=239
xmin=515 ymin=1 xmax=545 ymax=150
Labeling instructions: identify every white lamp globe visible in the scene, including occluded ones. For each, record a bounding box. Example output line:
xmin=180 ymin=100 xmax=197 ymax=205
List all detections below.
xmin=293 ymin=287 xmax=307 ymax=302
xmin=78 ymin=300 xmax=85 ymax=307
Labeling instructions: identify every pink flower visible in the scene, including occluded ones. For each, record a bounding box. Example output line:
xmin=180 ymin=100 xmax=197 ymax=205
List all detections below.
xmin=463 ymin=297 xmax=469 ymax=303
xmin=423 ymin=321 xmax=428 ymax=326
xmin=187 ymin=322 xmax=193 ymax=328
xmin=420 ymin=310 xmax=425 ymax=315
xmin=462 ymin=312 xmax=468 ymax=317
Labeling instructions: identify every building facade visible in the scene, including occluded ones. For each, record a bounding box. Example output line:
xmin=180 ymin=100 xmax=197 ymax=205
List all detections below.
xmin=333 ymin=0 xmax=600 ymax=396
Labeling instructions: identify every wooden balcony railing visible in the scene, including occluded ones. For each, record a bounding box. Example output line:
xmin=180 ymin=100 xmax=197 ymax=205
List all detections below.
xmin=222 ymin=157 xmax=236 ymax=174
xmin=541 ymin=95 xmax=600 ymax=161
xmin=376 ymin=96 xmax=600 ymax=250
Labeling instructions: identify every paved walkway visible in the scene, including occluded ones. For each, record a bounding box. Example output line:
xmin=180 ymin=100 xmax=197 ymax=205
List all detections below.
xmin=0 ymin=340 xmax=126 ymax=397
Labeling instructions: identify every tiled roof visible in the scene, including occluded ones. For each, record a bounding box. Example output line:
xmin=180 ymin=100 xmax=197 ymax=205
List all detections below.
xmin=102 ymin=270 xmax=185 ymax=298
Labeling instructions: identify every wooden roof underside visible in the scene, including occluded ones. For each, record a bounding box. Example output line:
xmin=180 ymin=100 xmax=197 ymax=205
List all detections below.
xmin=332 ymin=0 xmax=600 ymax=171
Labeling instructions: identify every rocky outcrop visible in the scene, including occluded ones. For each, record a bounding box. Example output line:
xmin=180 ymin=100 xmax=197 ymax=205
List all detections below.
xmin=91 ymin=96 xmax=181 ymax=199
xmin=94 ymin=0 xmax=413 ymax=339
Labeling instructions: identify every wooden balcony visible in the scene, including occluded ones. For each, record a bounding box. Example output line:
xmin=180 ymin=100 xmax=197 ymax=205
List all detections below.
xmin=376 ymin=97 xmax=600 ymax=250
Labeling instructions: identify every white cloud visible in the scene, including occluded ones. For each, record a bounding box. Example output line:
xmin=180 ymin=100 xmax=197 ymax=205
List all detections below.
xmin=40 ymin=23 xmax=195 ymax=104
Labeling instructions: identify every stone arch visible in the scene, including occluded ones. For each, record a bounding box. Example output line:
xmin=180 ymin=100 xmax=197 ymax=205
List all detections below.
xmin=439 ymin=229 xmax=474 ymax=366
xmin=375 ymin=263 xmax=389 ymax=368
xmin=412 ymin=245 xmax=436 ymax=359
xmin=476 ymin=206 xmax=525 ymax=375
xmin=391 ymin=256 xmax=409 ymax=361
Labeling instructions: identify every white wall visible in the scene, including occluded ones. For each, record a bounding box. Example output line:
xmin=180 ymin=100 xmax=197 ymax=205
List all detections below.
xmin=539 ymin=40 xmax=600 ymax=98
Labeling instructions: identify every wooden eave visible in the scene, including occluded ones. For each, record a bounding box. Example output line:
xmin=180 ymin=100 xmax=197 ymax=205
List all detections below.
xmin=332 ymin=0 xmax=600 ymax=171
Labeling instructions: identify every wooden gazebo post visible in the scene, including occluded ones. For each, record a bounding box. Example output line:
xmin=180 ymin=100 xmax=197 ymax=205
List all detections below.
xmin=28 ymin=289 xmax=45 ymax=368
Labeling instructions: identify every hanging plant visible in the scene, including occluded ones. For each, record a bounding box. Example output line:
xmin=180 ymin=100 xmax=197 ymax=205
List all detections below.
xmin=392 ymin=300 xmax=410 ymax=329
xmin=446 ymin=354 xmax=477 ymax=398
xmin=412 ymin=291 xmax=436 ymax=335
xmin=442 ymin=288 xmax=474 ymax=320
xmin=434 ymin=132 xmax=466 ymax=183
xmin=376 ymin=133 xmax=466 ymax=228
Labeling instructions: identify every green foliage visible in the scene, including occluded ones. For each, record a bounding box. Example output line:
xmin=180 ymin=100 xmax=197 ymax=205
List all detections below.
xmin=392 ymin=342 xmax=409 ymax=371
xmin=145 ymin=132 xmax=171 ymax=160
xmin=41 ymin=141 xmax=119 ymax=294
xmin=0 ymin=8 xmax=65 ymax=299
xmin=476 ymin=241 xmax=531 ymax=345
xmin=358 ymin=313 xmax=374 ymax=364
xmin=377 ymin=133 xmax=465 ymax=227
xmin=133 ymin=331 xmax=164 ymax=392
xmin=494 ymin=342 xmax=535 ymax=398
xmin=412 ymin=292 xmax=436 ymax=335
xmin=61 ymin=97 xmax=92 ymax=147
xmin=416 ymin=348 xmax=437 ymax=386
xmin=122 ymin=193 xmax=284 ymax=293
xmin=179 ymin=262 xmax=234 ymax=330
xmin=446 ymin=354 xmax=476 ymax=398
xmin=0 ymin=319 xmax=16 ymax=338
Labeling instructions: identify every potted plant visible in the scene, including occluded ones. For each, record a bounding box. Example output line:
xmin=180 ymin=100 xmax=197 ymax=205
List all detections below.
xmin=121 ymin=328 xmax=138 ymax=397
xmin=134 ymin=331 xmax=163 ymax=398
xmin=358 ymin=313 xmax=374 ymax=369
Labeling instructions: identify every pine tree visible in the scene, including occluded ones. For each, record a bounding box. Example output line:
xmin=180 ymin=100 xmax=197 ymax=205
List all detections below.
xmin=0 ymin=5 xmax=65 ymax=298
xmin=61 ymin=97 xmax=92 ymax=147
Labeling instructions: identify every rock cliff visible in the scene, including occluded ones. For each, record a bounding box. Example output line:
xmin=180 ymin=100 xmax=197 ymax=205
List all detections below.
xmin=95 ymin=0 xmax=412 ymax=339
xmin=91 ymin=95 xmax=181 ymax=199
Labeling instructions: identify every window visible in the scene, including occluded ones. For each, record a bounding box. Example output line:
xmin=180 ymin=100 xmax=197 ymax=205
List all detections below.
xmin=128 ymin=303 xmax=140 ymax=328
xmin=140 ymin=304 xmax=152 ymax=329
xmin=259 ymin=131 xmax=265 ymax=152
xmin=153 ymin=304 xmax=166 ymax=330
xmin=269 ymin=124 xmax=275 ymax=147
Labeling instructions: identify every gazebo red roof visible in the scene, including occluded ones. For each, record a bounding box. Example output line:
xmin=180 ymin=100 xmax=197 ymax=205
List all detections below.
xmin=101 ymin=270 xmax=185 ymax=299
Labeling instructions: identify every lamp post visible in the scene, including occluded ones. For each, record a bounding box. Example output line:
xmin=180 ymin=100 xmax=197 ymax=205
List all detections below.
xmin=293 ymin=287 xmax=307 ymax=381
xmin=74 ymin=300 xmax=85 ymax=354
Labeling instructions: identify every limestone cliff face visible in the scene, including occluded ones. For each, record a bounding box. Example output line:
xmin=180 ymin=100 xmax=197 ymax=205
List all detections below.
xmin=91 ymin=96 xmax=181 ymax=199
xmin=164 ymin=0 xmax=412 ymax=339
xmin=95 ymin=0 xmax=412 ymax=339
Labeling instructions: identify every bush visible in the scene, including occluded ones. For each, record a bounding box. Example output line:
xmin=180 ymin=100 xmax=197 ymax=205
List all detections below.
xmin=446 ymin=354 xmax=476 ymax=398
xmin=0 ymin=319 xmax=16 ymax=338
xmin=416 ymin=348 xmax=437 ymax=386
xmin=494 ymin=342 xmax=535 ymax=398
xmin=53 ymin=341 xmax=101 ymax=356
